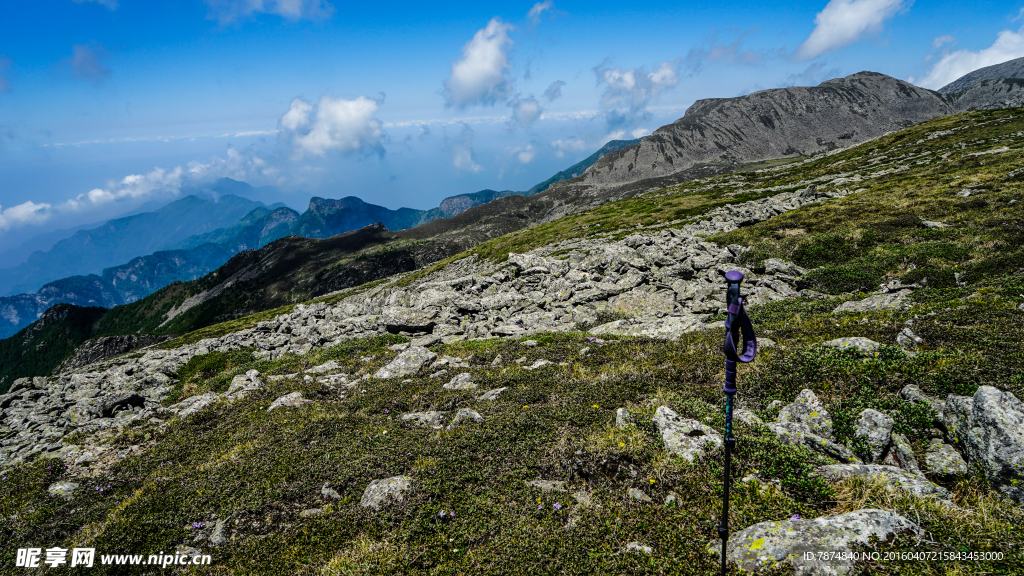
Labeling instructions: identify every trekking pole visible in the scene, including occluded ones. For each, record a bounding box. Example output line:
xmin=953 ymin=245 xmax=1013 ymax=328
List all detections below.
xmin=719 ymin=270 xmax=758 ymax=576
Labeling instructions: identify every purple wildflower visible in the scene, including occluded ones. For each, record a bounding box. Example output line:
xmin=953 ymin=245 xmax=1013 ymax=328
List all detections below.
xmin=790 ymin=514 xmax=801 ymax=521
xmin=553 ymin=502 xmax=562 ymax=510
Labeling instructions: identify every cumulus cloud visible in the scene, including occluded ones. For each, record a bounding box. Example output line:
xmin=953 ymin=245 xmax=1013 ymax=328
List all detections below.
xmin=932 ymin=34 xmax=955 ymax=49
xmin=631 ymin=128 xmax=651 ymax=138
xmin=72 ymin=0 xmax=118 ymax=9
xmin=65 ymin=166 xmax=186 ymax=212
xmin=204 ymin=0 xmax=334 ymax=24
xmin=550 ymin=138 xmax=587 ymax=158
xmin=685 ymin=29 xmax=764 ymax=75
xmin=448 ymin=124 xmax=483 ymax=172
xmin=508 ymin=95 xmax=542 ymax=128
xmin=913 ymin=26 xmax=1024 ymax=89
xmin=795 ymin=0 xmax=911 ymax=61
xmin=508 ymin=144 xmax=536 ymax=164
xmin=68 ymin=44 xmax=111 ymax=84
xmin=443 ymin=18 xmax=515 ymax=108
xmin=277 ymin=95 xmax=385 ymax=158
xmin=0 ymin=201 xmax=53 ymax=232
xmin=594 ymin=59 xmax=680 ymax=130
xmin=527 ymin=1 xmax=553 ymax=24
xmin=0 ymin=56 xmax=10 ymax=93
xmin=544 ymin=80 xmax=565 ymax=101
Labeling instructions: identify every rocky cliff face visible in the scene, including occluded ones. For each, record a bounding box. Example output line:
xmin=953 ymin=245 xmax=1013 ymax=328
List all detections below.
xmin=938 ymin=55 xmax=1024 ymax=94
xmin=55 ymin=334 xmax=175 ymax=374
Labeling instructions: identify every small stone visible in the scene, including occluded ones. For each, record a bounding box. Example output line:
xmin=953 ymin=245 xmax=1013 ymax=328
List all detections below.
xmin=300 ymin=508 xmax=323 ymax=518
xmin=447 ymin=408 xmax=484 ymax=429
xmin=777 ymin=389 xmax=834 ymax=440
xmin=321 ymin=482 xmax=341 ymax=499
xmin=209 ymin=519 xmax=227 ymax=546
xmin=615 ymin=408 xmax=633 ymax=428
xmin=822 ymin=337 xmax=881 ymax=357
xmin=897 ymin=327 xmax=924 ymax=350
xmin=881 ymin=432 xmax=920 ymax=474
xmin=525 ymin=360 xmax=553 ymax=370
xmin=47 ymin=481 xmax=80 ymax=499
xmin=478 ymin=387 xmax=508 ymax=401
xmin=521 ymin=340 xmax=538 ymax=347
xmin=624 ymin=542 xmax=653 ymax=554
xmin=664 ymin=492 xmax=678 ymax=506
xmin=267 ymin=392 xmax=308 ymax=412
xmin=360 ymin=476 xmax=414 ymax=510
xmin=401 ymin=411 xmax=448 ymax=428
xmin=921 ymin=220 xmax=948 ymax=229
xmin=734 ymin=409 xmax=764 ymax=426
xmin=526 ymin=480 xmax=567 ymax=492
xmin=628 ymin=488 xmax=652 ymax=503
xmin=443 ymin=373 xmax=477 ymax=390
xmin=491 ymin=354 xmax=503 ymax=367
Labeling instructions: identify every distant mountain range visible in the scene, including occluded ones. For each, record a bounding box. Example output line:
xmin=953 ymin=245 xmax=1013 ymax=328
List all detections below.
xmin=0 ymin=139 xmax=639 ymax=339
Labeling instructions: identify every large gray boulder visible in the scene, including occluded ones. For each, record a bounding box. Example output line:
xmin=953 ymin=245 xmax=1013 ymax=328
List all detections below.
xmin=833 ymin=290 xmax=911 ymax=313
xmin=381 ymin=307 xmax=437 ymax=334
xmin=267 ymin=392 xmax=308 ymax=411
xmin=374 ymin=346 xmax=437 ymax=379
xmin=823 ymin=337 xmax=881 ymax=357
xmin=924 ymin=440 xmax=969 ymax=479
xmin=653 ymin=406 xmax=722 ymax=462
xmin=768 ymin=423 xmax=861 ymax=464
xmin=360 ymin=476 xmax=414 ymax=510
xmin=854 ymin=409 xmax=893 ymax=463
xmin=881 ymin=432 xmax=920 ymax=474
xmin=943 ymin=386 xmax=1024 ymax=501
xmin=712 ymin=509 xmax=919 ymax=575
xmin=815 ymin=464 xmax=950 ymax=500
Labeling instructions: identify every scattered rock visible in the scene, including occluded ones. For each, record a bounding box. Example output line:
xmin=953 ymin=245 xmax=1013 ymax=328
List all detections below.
xmin=881 ymin=432 xmax=920 ymax=474
xmin=209 ymin=519 xmax=227 ymax=546
xmin=943 ymin=386 xmax=1024 ymax=501
xmin=360 ymin=476 xmax=414 ymax=510
xmin=267 ymin=392 xmax=308 ymax=412
xmin=526 ymin=480 xmax=566 ymax=492
xmin=777 ymin=389 xmax=834 ymax=440
xmin=615 ymin=408 xmax=633 ymax=428
xmin=478 ymin=387 xmax=508 ymax=401
xmin=899 ymin=384 xmax=943 ymax=419
xmin=447 ymin=408 xmax=484 ymax=429
xmin=896 ymin=327 xmax=924 ymax=350
xmin=664 ymin=492 xmax=678 ymax=506
xmin=653 ymin=406 xmax=723 ymax=462
xmin=921 ymin=220 xmax=948 ymax=229
xmin=300 ymin=508 xmax=323 ymax=518
xmin=735 ymin=409 xmax=764 ymax=427
xmin=625 ymin=542 xmax=653 ymax=554
xmin=525 ymin=360 xmax=553 ymax=370
xmin=306 ymin=361 xmax=341 ymax=374
xmin=768 ymin=423 xmax=861 ymax=464
xmin=854 ymin=409 xmax=894 ymax=463
xmin=374 ymin=346 xmax=437 ymax=379
xmin=822 ymin=337 xmax=881 ymax=357
xmin=628 ymin=488 xmax=652 ymax=503
xmin=401 ymin=411 xmax=448 ymax=428
xmin=47 ymin=481 xmax=80 ymax=499
xmin=521 ymin=340 xmax=538 ymax=347
xmin=925 ymin=440 xmax=969 ymax=480
xmin=321 ymin=482 xmax=341 ymax=499
xmin=712 ymin=509 xmax=919 ymax=576
xmin=816 ymin=464 xmax=950 ymax=500
xmin=443 ymin=373 xmax=477 ymax=390
xmin=834 ymin=290 xmax=911 ymax=313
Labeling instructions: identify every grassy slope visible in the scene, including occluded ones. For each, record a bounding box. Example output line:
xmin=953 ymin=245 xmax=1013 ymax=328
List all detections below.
xmin=3 ymin=109 xmax=1024 ymax=575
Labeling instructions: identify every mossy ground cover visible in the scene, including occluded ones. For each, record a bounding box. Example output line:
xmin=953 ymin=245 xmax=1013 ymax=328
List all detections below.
xmin=3 ymin=109 xmax=1024 ymax=574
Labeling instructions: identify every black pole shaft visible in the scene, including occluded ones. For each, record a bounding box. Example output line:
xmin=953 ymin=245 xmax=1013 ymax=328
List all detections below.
xmin=719 ymin=389 xmax=735 ymax=575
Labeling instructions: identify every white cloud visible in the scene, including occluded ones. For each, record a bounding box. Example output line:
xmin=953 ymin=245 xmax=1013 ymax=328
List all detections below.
xmin=631 ymin=128 xmax=651 ymax=138
xmin=204 ymin=0 xmax=334 ymax=24
xmin=443 ymin=18 xmax=515 ymax=108
xmin=0 ymin=201 xmax=53 ymax=231
xmin=68 ymin=44 xmax=110 ymax=84
xmin=795 ymin=0 xmax=911 ymax=61
xmin=277 ymin=95 xmax=384 ymax=158
xmin=550 ymin=138 xmax=587 ymax=158
xmin=914 ymin=26 xmax=1024 ymax=89
xmin=508 ymin=96 xmax=542 ymax=128
xmin=685 ymin=29 xmax=764 ymax=75
xmin=448 ymin=124 xmax=483 ymax=172
xmin=0 ymin=56 xmax=10 ymax=93
xmin=527 ymin=1 xmax=553 ymax=23
xmin=544 ymin=80 xmax=565 ymax=101
xmin=65 ymin=166 xmax=186 ymax=212
xmin=72 ymin=0 xmax=118 ymax=9
xmin=594 ymin=59 xmax=680 ymax=130
xmin=508 ymin=144 xmax=536 ymax=164
xmin=932 ymin=34 xmax=955 ymax=49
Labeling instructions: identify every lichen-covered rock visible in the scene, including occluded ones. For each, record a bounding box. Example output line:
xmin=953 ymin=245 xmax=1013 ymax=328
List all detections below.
xmin=625 ymin=542 xmax=653 ymax=554
xmin=47 ymin=481 xmax=80 ymax=499
xmin=628 ymin=487 xmax=652 ymax=503
xmin=833 ymin=290 xmax=912 ymax=313
xmin=401 ymin=411 xmax=448 ymax=428
xmin=267 ymin=392 xmax=308 ymax=411
xmin=822 ymin=337 xmax=880 ymax=357
xmin=924 ymin=440 xmax=969 ymax=479
xmin=712 ymin=509 xmax=918 ymax=575
xmin=653 ymin=406 xmax=722 ymax=462
xmin=854 ymin=408 xmax=894 ymax=463
xmin=881 ymin=432 xmax=920 ymax=474
xmin=899 ymin=384 xmax=944 ymax=420
xmin=943 ymin=386 xmax=1024 ymax=501
xmin=615 ymin=408 xmax=633 ymax=428
xmin=447 ymin=408 xmax=484 ymax=429
xmin=443 ymin=373 xmax=477 ymax=390
xmin=777 ymin=389 xmax=834 ymax=440
xmin=478 ymin=387 xmax=507 ymax=401
xmin=815 ymin=464 xmax=950 ymax=500
xmin=374 ymin=346 xmax=437 ymax=379
xmin=381 ymin=307 xmax=437 ymax=333
xmin=360 ymin=476 xmax=414 ymax=510
xmin=768 ymin=423 xmax=861 ymax=464
xmin=735 ymin=409 xmax=764 ymax=427
xmin=896 ymin=327 xmax=924 ymax=350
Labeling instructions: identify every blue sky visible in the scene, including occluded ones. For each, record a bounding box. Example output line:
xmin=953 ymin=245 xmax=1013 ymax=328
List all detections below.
xmin=1 ymin=0 xmax=1023 ymax=250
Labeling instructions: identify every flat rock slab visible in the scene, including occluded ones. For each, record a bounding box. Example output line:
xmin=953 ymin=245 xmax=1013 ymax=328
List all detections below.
xmin=360 ymin=476 xmax=414 ymax=510
xmin=267 ymin=392 xmax=309 ymax=411
xmin=943 ymin=386 xmax=1024 ymax=502
xmin=374 ymin=346 xmax=437 ymax=379
xmin=170 ymin=392 xmax=220 ymax=419
xmin=823 ymin=337 xmax=881 ymax=357
xmin=589 ymin=314 xmax=705 ymax=340
xmin=447 ymin=408 xmax=484 ymax=429
xmin=401 ymin=411 xmax=448 ymax=428
xmin=478 ymin=387 xmax=508 ymax=401
xmin=653 ymin=406 xmax=722 ymax=462
xmin=833 ymin=290 xmax=911 ymax=313
xmin=714 ymin=509 xmax=918 ymax=575
xmin=47 ymin=481 xmax=80 ymax=499
xmin=925 ymin=441 xmax=968 ymax=479
xmin=381 ymin=307 xmax=437 ymax=333
xmin=306 ymin=360 xmax=341 ymax=374
xmin=816 ymin=464 xmax=950 ymax=500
